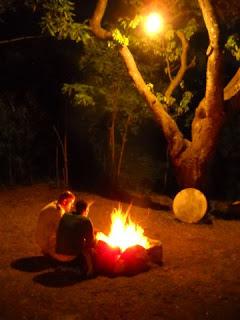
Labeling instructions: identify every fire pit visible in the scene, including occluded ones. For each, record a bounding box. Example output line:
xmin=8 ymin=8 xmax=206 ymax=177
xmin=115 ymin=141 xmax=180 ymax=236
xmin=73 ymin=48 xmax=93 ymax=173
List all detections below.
xmin=94 ymin=205 xmax=163 ymax=276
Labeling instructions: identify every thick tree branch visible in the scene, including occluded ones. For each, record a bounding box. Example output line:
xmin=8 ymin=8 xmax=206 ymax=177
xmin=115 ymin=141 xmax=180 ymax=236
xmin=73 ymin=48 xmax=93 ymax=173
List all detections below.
xmin=197 ymin=0 xmax=224 ymax=115
xmin=90 ymin=0 xmax=188 ymax=158
xmin=119 ymin=45 xmax=187 ymax=157
xmin=187 ymin=56 xmax=197 ymax=70
xmin=190 ymin=0 xmax=225 ymax=154
xmin=192 ymin=67 xmax=240 ymax=111
xmin=165 ymin=31 xmax=195 ymax=98
xmin=224 ymin=67 xmax=240 ymax=102
xmin=89 ymin=0 xmax=112 ymax=40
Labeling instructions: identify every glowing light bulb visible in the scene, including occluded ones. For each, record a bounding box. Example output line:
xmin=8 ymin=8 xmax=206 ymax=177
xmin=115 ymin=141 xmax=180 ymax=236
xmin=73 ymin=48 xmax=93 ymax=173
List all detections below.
xmin=144 ymin=12 xmax=164 ymax=35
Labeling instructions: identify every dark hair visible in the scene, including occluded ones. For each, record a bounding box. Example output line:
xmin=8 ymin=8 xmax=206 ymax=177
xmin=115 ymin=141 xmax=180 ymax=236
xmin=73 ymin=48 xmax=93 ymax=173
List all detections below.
xmin=58 ymin=191 xmax=75 ymax=205
xmin=75 ymin=200 xmax=88 ymax=215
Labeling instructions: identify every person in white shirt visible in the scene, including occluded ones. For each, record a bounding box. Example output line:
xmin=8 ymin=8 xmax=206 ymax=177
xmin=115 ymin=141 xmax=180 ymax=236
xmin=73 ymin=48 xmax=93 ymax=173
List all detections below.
xmin=36 ymin=190 xmax=76 ymax=262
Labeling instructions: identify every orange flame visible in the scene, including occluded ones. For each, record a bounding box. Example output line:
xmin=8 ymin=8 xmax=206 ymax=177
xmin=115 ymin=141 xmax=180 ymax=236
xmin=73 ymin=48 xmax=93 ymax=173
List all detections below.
xmin=96 ymin=205 xmax=150 ymax=252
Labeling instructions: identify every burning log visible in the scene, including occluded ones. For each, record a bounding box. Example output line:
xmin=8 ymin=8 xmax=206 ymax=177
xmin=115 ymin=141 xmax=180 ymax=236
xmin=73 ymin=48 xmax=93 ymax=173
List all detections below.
xmin=115 ymin=245 xmax=150 ymax=276
xmin=94 ymin=240 xmax=121 ymax=275
xmin=94 ymin=205 xmax=163 ymax=276
xmin=147 ymin=243 xmax=163 ymax=266
xmin=94 ymin=240 xmax=163 ymax=276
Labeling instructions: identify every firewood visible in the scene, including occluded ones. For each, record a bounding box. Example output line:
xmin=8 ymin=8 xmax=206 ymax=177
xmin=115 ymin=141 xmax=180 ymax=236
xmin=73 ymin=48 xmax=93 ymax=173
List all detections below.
xmin=117 ymin=245 xmax=150 ymax=276
xmin=172 ymin=188 xmax=208 ymax=223
xmin=94 ymin=240 xmax=121 ymax=275
xmin=147 ymin=243 xmax=163 ymax=265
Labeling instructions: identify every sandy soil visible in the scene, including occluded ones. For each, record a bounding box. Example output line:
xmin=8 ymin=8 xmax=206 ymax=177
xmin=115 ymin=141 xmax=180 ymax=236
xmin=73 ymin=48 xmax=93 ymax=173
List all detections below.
xmin=0 ymin=184 xmax=240 ymax=320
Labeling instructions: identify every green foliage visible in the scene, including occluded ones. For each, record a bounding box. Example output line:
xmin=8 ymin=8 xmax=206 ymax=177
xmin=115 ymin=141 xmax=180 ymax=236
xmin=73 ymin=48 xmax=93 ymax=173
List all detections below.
xmin=155 ymin=90 xmax=193 ymax=119
xmin=118 ymin=11 xmax=199 ymax=125
xmin=123 ymin=0 xmax=143 ymax=5
xmin=119 ymin=15 xmax=143 ymax=31
xmin=182 ymin=18 xmax=198 ymax=40
xmin=67 ymin=41 xmax=145 ymax=116
xmin=180 ymin=81 xmax=185 ymax=89
xmin=164 ymin=29 xmax=175 ymax=41
xmin=62 ymin=37 xmax=152 ymax=179
xmin=128 ymin=15 xmax=143 ymax=29
xmin=36 ymin=0 xmax=200 ymax=129
xmin=122 ymin=0 xmax=144 ymax=8
xmin=225 ymin=34 xmax=240 ymax=61
xmin=156 ymin=92 xmax=176 ymax=108
xmin=146 ymin=83 xmax=154 ymax=92
xmin=0 ymin=92 xmax=50 ymax=184
xmin=62 ymin=83 xmax=96 ymax=107
xmin=178 ymin=91 xmax=193 ymax=115
xmin=40 ymin=0 xmax=91 ymax=44
xmin=112 ymin=28 xmax=129 ymax=46
xmin=0 ymin=0 xmax=16 ymax=15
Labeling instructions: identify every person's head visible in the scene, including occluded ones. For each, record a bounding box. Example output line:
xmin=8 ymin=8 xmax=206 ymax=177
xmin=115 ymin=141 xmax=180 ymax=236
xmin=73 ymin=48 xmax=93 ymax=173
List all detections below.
xmin=57 ymin=191 xmax=75 ymax=212
xmin=75 ymin=199 xmax=90 ymax=216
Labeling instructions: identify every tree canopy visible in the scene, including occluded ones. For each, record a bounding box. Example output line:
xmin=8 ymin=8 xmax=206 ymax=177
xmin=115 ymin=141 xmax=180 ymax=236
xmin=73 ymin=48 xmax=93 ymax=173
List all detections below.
xmin=0 ymin=0 xmax=239 ymax=196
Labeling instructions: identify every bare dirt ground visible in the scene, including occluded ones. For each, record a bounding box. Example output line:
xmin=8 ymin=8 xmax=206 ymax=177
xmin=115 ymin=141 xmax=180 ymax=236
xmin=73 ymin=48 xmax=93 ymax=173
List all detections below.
xmin=1 ymin=184 xmax=240 ymax=320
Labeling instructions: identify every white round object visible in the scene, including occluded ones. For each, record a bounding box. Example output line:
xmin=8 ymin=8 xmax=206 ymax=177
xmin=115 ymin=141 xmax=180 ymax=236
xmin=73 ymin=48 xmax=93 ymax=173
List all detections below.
xmin=172 ymin=188 xmax=208 ymax=223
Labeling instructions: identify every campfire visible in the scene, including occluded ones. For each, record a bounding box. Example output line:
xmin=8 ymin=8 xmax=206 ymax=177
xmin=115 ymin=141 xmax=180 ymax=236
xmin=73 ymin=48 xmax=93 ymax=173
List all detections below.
xmin=94 ymin=205 xmax=163 ymax=276
xmin=96 ymin=205 xmax=151 ymax=251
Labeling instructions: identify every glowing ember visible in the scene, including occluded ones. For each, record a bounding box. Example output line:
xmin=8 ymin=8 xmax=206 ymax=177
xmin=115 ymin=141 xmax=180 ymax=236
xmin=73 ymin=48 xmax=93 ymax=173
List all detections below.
xmin=96 ymin=206 xmax=150 ymax=252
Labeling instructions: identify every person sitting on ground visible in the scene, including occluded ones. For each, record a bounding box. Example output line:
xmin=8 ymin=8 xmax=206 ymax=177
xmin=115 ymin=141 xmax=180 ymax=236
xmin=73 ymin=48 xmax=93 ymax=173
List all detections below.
xmin=35 ymin=190 xmax=76 ymax=262
xmin=55 ymin=199 xmax=95 ymax=276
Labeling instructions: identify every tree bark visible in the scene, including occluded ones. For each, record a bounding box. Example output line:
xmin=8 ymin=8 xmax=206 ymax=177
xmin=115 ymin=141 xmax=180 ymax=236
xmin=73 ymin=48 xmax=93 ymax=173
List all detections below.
xmin=117 ymin=114 xmax=131 ymax=178
xmin=184 ymin=0 xmax=225 ymax=189
xmin=53 ymin=126 xmax=68 ymax=187
xmin=90 ymin=0 xmax=238 ymax=192
xmin=108 ymin=82 xmax=120 ymax=181
xmin=165 ymin=31 xmax=196 ymax=99
xmin=63 ymin=133 xmax=68 ymax=187
xmin=109 ymin=109 xmax=117 ymax=178
xmin=224 ymin=68 xmax=240 ymax=102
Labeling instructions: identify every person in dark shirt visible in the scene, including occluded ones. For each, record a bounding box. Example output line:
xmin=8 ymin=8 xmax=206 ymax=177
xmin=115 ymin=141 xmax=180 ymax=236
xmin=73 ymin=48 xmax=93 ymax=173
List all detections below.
xmin=56 ymin=199 xmax=95 ymax=276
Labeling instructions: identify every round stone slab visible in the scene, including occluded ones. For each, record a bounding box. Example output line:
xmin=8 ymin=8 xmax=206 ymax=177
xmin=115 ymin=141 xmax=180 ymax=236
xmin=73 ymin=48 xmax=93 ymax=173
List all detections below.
xmin=172 ymin=188 xmax=208 ymax=223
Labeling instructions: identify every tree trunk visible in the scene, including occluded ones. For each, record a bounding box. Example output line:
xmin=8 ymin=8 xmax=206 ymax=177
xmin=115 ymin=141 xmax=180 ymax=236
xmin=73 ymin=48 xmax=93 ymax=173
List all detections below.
xmin=56 ymin=146 xmax=60 ymax=188
xmin=109 ymin=109 xmax=117 ymax=179
xmin=108 ymin=82 xmax=120 ymax=181
xmin=117 ymin=114 xmax=131 ymax=178
xmin=53 ymin=126 xmax=68 ymax=187
xmin=63 ymin=103 xmax=69 ymax=187
xmin=63 ymin=132 xmax=69 ymax=187
xmin=90 ymin=0 xmax=238 ymax=192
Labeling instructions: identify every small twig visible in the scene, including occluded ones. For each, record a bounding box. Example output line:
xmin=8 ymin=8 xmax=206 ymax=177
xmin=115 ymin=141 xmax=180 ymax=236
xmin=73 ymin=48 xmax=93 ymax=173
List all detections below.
xmin=165 ymin=56 xmax=173 ymax=81
xmin=187 ymin=56 xmax=197 ymax=70
xmin=53 ymin=126 xmax=65 ymax=160
xmin=0 ymin=35 xmax=45 ymax=45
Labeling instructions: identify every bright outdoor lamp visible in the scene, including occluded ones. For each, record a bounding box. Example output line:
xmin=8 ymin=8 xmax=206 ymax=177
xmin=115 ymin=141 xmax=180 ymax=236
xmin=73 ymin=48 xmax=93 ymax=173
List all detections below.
xmin=144 ymin=12 xmax=164 ymax=35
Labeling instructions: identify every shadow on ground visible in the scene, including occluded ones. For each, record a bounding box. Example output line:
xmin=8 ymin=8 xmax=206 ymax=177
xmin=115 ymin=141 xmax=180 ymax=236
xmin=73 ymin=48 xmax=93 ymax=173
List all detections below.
xmin=11 ymin=256 xmax=91 ymax=287
xmin=32 ymin=270 xmax=89 ymax=287
xmin=11 ymin=256 xmax=58 ymax=273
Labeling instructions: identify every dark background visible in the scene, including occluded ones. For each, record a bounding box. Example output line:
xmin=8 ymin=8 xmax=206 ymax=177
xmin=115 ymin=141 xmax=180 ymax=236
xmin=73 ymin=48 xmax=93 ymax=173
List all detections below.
xmin=0 ymin=1 xmax=239 ymax=199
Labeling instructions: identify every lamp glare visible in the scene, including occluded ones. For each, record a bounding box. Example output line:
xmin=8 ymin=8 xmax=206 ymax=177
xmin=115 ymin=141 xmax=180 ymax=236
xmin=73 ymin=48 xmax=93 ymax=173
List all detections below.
xmin=145 ymin=12 xmax=163 ymax=35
